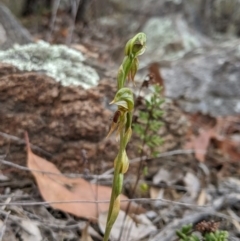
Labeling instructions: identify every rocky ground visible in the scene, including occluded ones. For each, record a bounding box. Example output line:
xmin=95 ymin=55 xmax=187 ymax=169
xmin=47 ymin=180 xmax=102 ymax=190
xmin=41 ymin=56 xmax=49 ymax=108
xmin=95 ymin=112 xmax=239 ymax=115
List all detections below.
xmin=0 ymin=1 xmax=240 ymax=241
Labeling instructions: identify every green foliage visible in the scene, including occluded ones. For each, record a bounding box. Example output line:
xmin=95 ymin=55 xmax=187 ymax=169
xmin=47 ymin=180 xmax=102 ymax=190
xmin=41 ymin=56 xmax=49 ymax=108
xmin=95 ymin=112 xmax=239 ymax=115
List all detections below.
xmin=176 ymin=224 xmax=229 ymax=241
xmin=204 ymin=231 xmax=229 ymax=241
xmin=133 ymin=84 xmax=164 ymax=157
xmin=176 ymin=225 xmax=199 ymax=241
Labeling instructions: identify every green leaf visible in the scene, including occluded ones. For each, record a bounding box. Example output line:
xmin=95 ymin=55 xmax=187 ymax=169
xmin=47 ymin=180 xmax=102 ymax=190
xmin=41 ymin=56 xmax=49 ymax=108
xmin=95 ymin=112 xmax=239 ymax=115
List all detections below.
xmin=154 ymin=85 xmax=162 ymax=93
xmin=156 ymin=99 xmax=165 ymax=106
xmin=146 ymin=140 xmax=155 ymax=148
xmin=152 ymin=151 xmax=159 ymax=157
xmin=176 ymin=230 xmax=187 ymax=239
xmin=181 ymin=224 xmax=193 ymax=234
xmin=190 ymin=235 xmax=200 ymax=241
xmin=139 ymin=111 xmax=149 ymax=121
xmin=143 ymin=166 xmax=148 ymax=176
xmin=145 ymin=99 xmax=151 ymax=108
xmin=149 ymin=125 xmax=158 ymax=132
xmin=133 ymin=123 xmax=144 ymax=135
xmin=149 ymin=120 xmax=162 ymax=130
xmin=152 ymin=136 xmax=163 ymax=145
xmin=152 ymin=110 xmax=164 ymax=119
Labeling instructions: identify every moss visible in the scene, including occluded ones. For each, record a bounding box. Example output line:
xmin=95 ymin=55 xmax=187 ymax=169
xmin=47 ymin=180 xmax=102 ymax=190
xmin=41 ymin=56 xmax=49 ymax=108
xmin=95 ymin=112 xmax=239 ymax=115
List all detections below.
xmin=0 ymin=41 xmax=99 ymax=89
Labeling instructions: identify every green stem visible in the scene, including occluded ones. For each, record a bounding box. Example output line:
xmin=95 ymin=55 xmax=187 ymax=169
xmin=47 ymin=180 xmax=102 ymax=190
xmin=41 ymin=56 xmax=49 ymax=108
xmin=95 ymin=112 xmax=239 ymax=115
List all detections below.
xmin=103 ymin=129 xmax=125 ymax=241
xmin=103 ymin=33 xmax=146 ymax=241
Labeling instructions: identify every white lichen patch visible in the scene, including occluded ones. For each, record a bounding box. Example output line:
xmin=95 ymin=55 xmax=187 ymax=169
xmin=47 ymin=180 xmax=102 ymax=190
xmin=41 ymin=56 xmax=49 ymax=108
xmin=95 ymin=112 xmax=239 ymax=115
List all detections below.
xmin=0 ymin=41 xmax=99 ymax=89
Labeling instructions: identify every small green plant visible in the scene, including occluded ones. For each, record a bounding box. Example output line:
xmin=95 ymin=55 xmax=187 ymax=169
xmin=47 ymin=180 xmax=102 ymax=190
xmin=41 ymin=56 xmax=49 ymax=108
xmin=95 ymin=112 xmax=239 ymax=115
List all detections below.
xmin=133 ymin=84 xmax=164 ymax=158
xmin=103 ymin=33 xmax=146 ymax=241
xmin=176 ymin=222 xmax=229 ymax=241
xmin=127 ymin=82 xmax=165 ymax=197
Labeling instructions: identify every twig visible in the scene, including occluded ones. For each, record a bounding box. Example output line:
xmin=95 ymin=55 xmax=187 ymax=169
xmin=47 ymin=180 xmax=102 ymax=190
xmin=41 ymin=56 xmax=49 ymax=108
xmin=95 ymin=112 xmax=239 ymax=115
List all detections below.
xmin=0 ymin=149 xmax=201 ymax=181
xmin=0 ymin=208 xmax=100 ymax=240
xmin=0 ymin=211 xmax=10 ymax=241
xmin=66 ymin=0 xmax=81 ymax=45
xmin=47 ymin=0 xmax=61 ymax=42
xmin=0 ymin=132 xmax=52 ymax=157
xmin=130 ymin=149 xmax=205 ymax=164
xmin=0 ymin=158 xmax=65 ymax=176
xmin=0 ymin=158 xmax=112 ymax=179
xmin=0 ymin=209 xmax=82 ymax=230
xmin=227 ymin=208 xmax=240 ymax=232
xmin=0 ymin=198 xmax=211 ymax=207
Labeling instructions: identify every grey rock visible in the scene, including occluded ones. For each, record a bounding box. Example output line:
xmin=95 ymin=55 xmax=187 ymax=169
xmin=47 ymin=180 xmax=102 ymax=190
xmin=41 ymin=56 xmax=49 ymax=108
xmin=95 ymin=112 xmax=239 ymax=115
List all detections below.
xmin=0 ymin=41 xmax=99 ymax=89
xmin=161 ymin=40 xmax=240 ymax=116
xmin=141 ymin=15 xmax=212 ymax=66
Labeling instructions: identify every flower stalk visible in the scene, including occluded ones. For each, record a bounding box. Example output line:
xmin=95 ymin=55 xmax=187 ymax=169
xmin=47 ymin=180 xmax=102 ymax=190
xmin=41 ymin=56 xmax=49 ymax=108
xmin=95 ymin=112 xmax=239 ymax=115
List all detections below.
xmin=103 ymin=33 xmax=146 ymax=241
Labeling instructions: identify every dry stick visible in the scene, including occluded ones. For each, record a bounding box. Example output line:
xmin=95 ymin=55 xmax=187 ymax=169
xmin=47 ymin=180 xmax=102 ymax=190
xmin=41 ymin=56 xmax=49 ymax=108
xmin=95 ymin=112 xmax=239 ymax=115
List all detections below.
xmin=0 ymin=209 xmax=84 ymax=230
xmin=0 ymin=197 xmax=11 ymax=241
xmin=0 ymin=149 xmax=205 ymax=180
xmin=47 ymin=0 xmax=61 ymax=42
xmin=0 ymin=158 xmax=113 ymax=180
xmin=0 ymin=158 xmax=61 ymax=176
xmin=66 ymin=0 xmax=81 ymax=45
xmin=0 ymin=131 xmax=52 ymax=157
xmin=0 ymin=211 xmax=10 ymax=241
xmin=0 ymin=198 xmax=211 ymax=207
xmin=227 ymin=208 xmax=240 ymax=232
xmin=0 ymin=149 xmax=206 ymax=181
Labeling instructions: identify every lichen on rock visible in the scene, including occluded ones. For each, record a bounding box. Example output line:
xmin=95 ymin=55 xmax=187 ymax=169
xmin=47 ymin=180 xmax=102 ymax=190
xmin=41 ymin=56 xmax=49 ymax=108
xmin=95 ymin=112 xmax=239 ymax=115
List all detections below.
xmin=141 ymin=15 xmax=211 ymax=65
xmin=0 ymin=40 xmax=99 ymax=89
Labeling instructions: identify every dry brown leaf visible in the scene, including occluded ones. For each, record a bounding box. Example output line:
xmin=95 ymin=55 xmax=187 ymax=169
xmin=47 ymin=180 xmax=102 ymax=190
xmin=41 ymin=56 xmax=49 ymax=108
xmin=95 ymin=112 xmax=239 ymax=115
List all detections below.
xmin=184 ymin=113 xmax=218 ymax=162
xmin=25 ymin=133 xmax=143 ymax=221
xmin=148 ymin=62 xmax=165 ymax=94
xmin=213 ymin=116 xmax=240 ymax=161
xmin=213 ymin=138 xmax=240 ymax=161
xmin=186 ymin=114 xmax=240 ymax=162
xmin=185 ymin=128 xmax=214 ymax=162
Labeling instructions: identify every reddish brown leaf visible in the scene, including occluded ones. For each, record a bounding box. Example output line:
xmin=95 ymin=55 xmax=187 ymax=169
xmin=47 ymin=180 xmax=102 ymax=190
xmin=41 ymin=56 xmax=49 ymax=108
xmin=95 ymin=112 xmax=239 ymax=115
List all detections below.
xmin=25 ymin=133 xmax=143 ymax=221
xmin=185 ymin=128 xmax=214 ymax=162
xmin=186 ymin=114 xmax=240 ymax=162
xmin=185 ymin=113 xmax=217 ymax=162
xmin=213 ymin=138 xmax=240 ymax=161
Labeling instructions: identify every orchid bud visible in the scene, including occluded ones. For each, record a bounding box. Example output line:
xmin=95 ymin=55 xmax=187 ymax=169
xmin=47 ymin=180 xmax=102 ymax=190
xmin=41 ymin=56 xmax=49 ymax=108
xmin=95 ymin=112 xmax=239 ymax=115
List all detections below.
xmin=124 ymin=32 xmax=147 ymax=57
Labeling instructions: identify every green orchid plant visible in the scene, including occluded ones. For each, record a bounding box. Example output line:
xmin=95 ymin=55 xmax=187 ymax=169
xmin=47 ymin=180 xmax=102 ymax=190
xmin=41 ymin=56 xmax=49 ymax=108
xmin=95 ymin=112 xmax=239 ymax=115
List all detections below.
xmin=103 ymin=33 xmax=147 ymax=241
